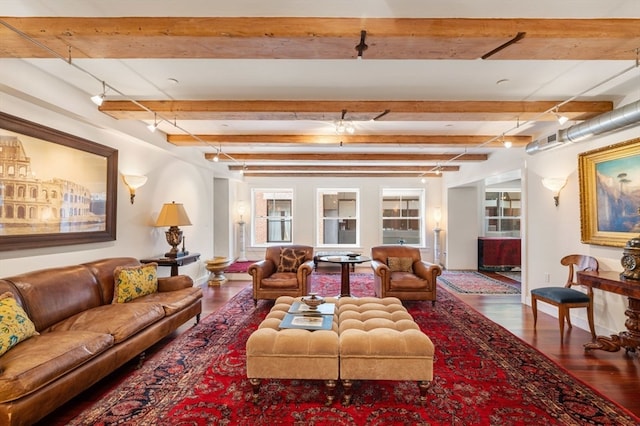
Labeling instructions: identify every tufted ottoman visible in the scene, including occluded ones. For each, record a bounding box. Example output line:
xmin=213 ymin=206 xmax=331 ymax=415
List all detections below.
xmin=246 ymin=296 xmax=340 ymax=405
xmin=337 ymin=297 xmax=434 ymax=406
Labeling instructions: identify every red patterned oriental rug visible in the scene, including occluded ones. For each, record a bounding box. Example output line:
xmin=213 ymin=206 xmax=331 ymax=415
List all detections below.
xmin=53 ymin=274 xmax=638 ymax=425
xmin=437 ymin=270 xmax=521 ymax=294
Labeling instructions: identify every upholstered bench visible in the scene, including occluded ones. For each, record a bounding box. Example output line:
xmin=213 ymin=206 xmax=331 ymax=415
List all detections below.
xmin=246 ymin=296 xmax=340 ymax=405
xmin=337 ymin=297 xmax=434 ymax=406
xmin=246 ymin=296 xmax=434 ymax=407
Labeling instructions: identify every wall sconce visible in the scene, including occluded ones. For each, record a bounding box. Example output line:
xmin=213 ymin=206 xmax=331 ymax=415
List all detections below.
xmin=155 ymin=201 xmax=192 ymax=258
xmin=121 ymin=174 xmax=147 ymax=204
xmin=542 ymin=177 xmax=567 ymax=206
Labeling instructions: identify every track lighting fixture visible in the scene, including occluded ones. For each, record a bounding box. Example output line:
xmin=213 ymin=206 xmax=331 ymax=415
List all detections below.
xmin=147 ymin=113 xmax=160 ymax=132
xmin=502 ymin=134 xmax=512 ymax=148
xmin=335 ymin=109 xmax=355 ymax=134
xmin=213 ymin=146 xmax=221 ymax=162
xmin=554 ymin=107 xmax=569 ymax=125
xmin=90 ymin=81 xmax=106 ymax=106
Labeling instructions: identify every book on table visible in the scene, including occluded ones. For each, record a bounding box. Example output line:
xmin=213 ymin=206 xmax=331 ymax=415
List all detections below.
xmin=279 ymin=313 xmax=334 ymax=330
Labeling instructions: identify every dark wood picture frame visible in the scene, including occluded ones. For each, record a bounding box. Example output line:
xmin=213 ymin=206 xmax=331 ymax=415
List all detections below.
xmin=578 ymin=137 xmax=640 ymax=247
xmin=0 ymin=112 xmax=118 ymax=251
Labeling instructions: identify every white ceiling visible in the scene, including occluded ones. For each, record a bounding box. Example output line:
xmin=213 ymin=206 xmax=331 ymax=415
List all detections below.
xmin=2 ymin=0 xmax=640 ymax=173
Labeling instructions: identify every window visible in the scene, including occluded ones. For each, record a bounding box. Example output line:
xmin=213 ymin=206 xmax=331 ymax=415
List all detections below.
xmin=252 ymin=189 xmax=293 ymax=245
xmin=484 ymin=190 xmax=521 ymax=237
xmin=317 ymin=189 xmax=359 ymax=246
xmin=381 ymin=188 xmax=424 ymax=245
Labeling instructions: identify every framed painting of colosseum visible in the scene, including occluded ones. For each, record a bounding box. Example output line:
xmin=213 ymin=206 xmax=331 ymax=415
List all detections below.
xmin=579 ymin=137 xmax=640 ymax=247
xmin=0 ymin=112 xmax=118 ymax=251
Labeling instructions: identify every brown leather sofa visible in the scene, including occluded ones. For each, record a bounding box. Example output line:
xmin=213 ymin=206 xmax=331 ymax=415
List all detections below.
xmin=370 ymin=245 xmax=442 ymax=305
xmin=248 ymin=245 xmax=314 ymax=306
xmin=0 ymin=257 xmax=202 ymax=426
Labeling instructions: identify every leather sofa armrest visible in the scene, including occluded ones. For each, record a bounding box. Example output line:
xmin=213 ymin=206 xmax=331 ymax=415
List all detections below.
xmin=413 ymin=261 xmax=442 ymax=281
xmin=297 ymin=260 xmax=314 ymax=280
xmin=248 ymin=260 xmax=276 ymax=282
xmin=158 ymin=275 xmax=194 ymax=292
xmin=371 ymin=259 xmax=390 ymax=278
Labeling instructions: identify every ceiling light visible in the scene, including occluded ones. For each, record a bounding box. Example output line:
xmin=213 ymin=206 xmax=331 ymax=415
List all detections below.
xmin=90 ymin=81 xmax=106 ymax=106
xmin=554 ymin=108 xmax=569 ymax=125
xmin=147 ymin=113 xmax=160 ymax=132
xmin=502 ymin=134 xmax=512 ymax=148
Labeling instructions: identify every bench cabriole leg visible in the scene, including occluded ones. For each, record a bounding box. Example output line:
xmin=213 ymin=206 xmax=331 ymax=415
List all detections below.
xmin=249 ymin=378 xmax=261 ymax=404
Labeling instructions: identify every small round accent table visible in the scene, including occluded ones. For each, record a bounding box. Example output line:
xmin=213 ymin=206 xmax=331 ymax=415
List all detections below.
xmin=318 ymin=255 xmax=371 ymax=297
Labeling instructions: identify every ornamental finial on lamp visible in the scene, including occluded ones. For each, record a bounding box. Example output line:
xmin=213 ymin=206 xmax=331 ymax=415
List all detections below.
xmin=155 ymin=201 xmax=192 ymax=258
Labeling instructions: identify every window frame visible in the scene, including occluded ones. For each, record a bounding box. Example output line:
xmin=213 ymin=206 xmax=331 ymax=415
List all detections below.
xmin=251 ymin=188 xmax=294 ymax=247
xmin=316 ymin=188 xmax=360 ymax=248
xmin=381 ymin=188 xmax=425 ymax=247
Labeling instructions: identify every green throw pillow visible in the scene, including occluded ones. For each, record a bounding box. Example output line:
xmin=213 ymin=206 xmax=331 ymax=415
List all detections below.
xmin=387 ymin=256 xmax=414 ymax=272
xmin=0 ymin=292 xmax=38 ymax=357
xmin=112 ymin=263 xmax=159 ymax=303
xmin=277 ymin=248 xmax=307 ymax=273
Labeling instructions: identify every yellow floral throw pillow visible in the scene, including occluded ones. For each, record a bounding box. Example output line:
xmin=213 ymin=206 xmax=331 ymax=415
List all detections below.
xmin=112 ymin=263 xmax=159 ymax=303
xmin=0 ymin=292 xmax=38 ymax=357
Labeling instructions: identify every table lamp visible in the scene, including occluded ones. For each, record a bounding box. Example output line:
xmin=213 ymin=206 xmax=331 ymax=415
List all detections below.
xmin=155 ymin=201 xmax=192 ymax=258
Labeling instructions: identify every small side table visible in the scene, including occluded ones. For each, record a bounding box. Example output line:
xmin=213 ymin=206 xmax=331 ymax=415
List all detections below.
xmin=140 ymin=253 xmax=201 ymax=276
xmin=317 ymin=255 xmax=371 ymax=297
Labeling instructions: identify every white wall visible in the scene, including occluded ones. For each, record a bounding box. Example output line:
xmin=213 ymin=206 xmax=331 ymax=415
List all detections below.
xmin=444 ymin=93 xmax=640 ymax=335
xmin=0 ymin=62 xmax=217 ymax=283
xmin=235 ymin=175 xmax=443 ymax=262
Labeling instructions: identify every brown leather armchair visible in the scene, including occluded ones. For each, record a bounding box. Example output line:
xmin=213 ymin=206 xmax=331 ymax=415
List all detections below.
xmin=248 ymin=245 xmax=314 ymax=306
xmin=370 ymin=245 xmax=442 ymax=305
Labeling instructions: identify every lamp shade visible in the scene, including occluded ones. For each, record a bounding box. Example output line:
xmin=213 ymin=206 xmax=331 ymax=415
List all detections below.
xmin=541 ymin=177 xmax=567 ymax=194
xmin=122 ymin=174 xmax=147 ymax=190
xmin=155 ymin=202 xmax=192 ymax=227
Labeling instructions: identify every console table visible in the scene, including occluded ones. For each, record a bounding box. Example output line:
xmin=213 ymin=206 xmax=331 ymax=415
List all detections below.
xmin=140 ymin=252 xmax=201 ymax=276
xmin=577 ymin=270 xmax=640 ymax=353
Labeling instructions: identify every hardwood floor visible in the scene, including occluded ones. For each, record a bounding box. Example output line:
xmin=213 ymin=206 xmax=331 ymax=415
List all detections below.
xmin=40 ymin=276 xmax=640 ymax=424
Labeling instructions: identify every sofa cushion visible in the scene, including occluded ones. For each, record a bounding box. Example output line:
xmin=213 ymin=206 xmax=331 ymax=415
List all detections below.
xmin=389 ymin=272 xmax=429 ymax=290
xmin=277 ymin=248 xmax=307 ymax=273
xmin=47 ymin=303 xmax=165 ymax=344
xmin=0 ymin=330 xmax=114 ymax=403
xmin=113 ymin=263 xmax=159 ymax=303
xmin=262 ymin=272 xmax=299 ymax=289
xmin=0 ymin=292 xmax=38 ymax=357
xmin=387 ymin=256 xmax=414 ymax=272
xmin=131 ymin=287 xmax=203 ymax=316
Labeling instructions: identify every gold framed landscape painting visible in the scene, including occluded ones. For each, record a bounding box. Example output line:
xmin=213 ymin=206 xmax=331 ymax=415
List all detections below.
xmin=578 ymin=137 xmax=640 ymax=247
xmin=0 ymin=112 xmax=118 ymax=251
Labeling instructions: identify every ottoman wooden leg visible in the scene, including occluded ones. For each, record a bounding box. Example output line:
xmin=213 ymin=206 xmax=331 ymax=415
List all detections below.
xmin=418 ymin=380 xmax=432 ymax=404
xmin=325 ymin=380 xmax=337 ymax=406
xmin=342 ymin=379 xmax=353 ymax=406
xmin=249 ymin=378 xmax=261 ymax=403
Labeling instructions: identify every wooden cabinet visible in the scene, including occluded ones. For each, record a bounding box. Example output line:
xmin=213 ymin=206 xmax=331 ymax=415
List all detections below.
xmin=478 ymin=238 xmax=520 ymax=271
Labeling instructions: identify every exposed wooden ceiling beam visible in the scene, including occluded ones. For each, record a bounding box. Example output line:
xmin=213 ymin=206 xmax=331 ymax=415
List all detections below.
xmin=168 ymin=134 xmax=531 ymax=147
xmin=101 ymin=100 xmax=611 ymax=122
xmin=2 ymin=17 xmax=638 ymax=60
xmin=206 ymin=153 xmax=488 ymax=162
xmin=228 ymin=165 xmax=460 ymax=172
xmin=241 ymin=172 xmax=442 ymax=178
